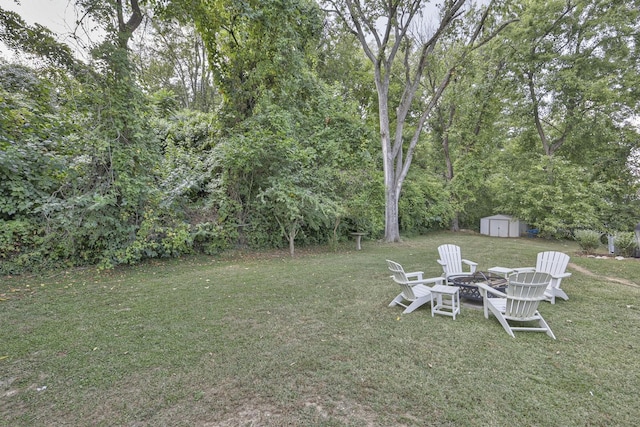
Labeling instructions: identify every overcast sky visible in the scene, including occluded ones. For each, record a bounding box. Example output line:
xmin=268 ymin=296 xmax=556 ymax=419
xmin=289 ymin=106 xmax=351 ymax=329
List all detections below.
xmin=2 ymin=0 xmax=73 ymax=31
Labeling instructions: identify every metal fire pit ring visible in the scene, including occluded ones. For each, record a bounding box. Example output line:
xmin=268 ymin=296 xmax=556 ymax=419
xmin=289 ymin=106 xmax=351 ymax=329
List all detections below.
xmin=449 ymin=272 xmax=507 ymax=302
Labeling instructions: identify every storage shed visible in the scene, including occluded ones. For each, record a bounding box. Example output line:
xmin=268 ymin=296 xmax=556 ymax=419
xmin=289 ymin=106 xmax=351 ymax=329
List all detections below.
xmin=480 ymin=214 xmax=527 ymax=238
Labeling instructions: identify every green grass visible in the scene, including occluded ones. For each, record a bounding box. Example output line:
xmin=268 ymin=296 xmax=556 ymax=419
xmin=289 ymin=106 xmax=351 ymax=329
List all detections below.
xmin=2 ymin=232 xmax=640 ymax=426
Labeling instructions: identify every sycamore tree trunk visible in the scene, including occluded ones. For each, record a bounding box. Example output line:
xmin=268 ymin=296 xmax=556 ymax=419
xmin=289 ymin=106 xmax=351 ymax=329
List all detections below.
xmin=376 ymin=68 xmax=401 ymax=241
xmin=384 ymin=184 xmax=401 ymax=241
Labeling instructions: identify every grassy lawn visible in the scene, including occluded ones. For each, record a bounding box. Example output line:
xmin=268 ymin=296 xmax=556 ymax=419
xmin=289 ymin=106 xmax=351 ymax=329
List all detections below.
xmin=2 ymin=232 xmax=639 ymax=426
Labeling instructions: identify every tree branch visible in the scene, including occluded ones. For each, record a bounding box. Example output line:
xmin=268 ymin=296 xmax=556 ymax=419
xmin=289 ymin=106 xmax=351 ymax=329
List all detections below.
xmin=116 ymin=0 xmax=143 ymax=48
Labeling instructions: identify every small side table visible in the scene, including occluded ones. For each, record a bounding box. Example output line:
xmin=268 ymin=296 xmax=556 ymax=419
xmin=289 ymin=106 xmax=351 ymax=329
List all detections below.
xmin=488 ymin=266 xmax=514 ymax=279
xmin=350 ymin=232 xmax=367 ymax=250
xmin=430 ymin=284 xmax=460 ymax=320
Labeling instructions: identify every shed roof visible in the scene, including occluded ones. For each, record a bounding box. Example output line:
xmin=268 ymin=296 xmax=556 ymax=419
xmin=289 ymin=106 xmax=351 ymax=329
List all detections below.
xmin=481 ymin=214 xmax=516 ymax=220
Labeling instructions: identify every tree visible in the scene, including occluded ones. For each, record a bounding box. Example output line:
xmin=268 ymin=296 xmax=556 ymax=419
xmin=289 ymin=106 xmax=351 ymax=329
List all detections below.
xmin=208 ymin=89 xmax=377 ymax=253
xmin=0 ymin=64 xmax=76 ymax=270
xmin=428 ymin=41 xmax=508 ymax=231
xmin=258 ymin=177 xmax=338 ymax=257
xmin=505 ymin=0 xmax=640 ymax=157
xmin=316 ymin=19 xmax=377 ymax=120
xmin=490 ymin=154 xmax=607 ymax=237
xmin=132 ymin=20 xmax=218 ymax=112
xmin=322 ymin=0 xmax=513 ymax=241
xmin=171 ymin=0 xmax=324 ymax=126
xmin=0 ymin=7 xmax=78 ymax=71
xmin=1 ymin=0 xmax=167 ymax=268
xmin=491 ymin=0 xmax=640 ymax=234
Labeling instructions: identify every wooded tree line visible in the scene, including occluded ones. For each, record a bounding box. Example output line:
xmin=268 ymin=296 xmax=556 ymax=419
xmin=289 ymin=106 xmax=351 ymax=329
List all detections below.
xmin=1 ymin=0 xmax=639 ymax=273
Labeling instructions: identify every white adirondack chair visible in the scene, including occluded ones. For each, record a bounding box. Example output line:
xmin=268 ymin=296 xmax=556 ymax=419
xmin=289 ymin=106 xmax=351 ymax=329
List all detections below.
xmin=477 ymin=271 xmax=555 ymax=339
xmin=437 ymin=244 xmax=478 ymax=282
xmin=514 ymin=251 xmax=571 ymax=304
xmin=386 ymin=260 xmax=445 ymax=314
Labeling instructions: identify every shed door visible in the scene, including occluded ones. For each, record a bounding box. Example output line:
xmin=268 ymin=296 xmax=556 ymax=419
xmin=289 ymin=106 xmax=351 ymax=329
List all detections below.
xmin=489 ymin=220 xmax=509 ymax=237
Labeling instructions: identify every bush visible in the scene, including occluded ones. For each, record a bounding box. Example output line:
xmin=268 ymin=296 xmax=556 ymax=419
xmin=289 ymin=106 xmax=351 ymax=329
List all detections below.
xmin=108 ymin=212 xmax=194 ymax=268
xmin=613 ymin=232 xmax=638 ymax=258
xmin=574 ymin=229 xmax=601 ymax=254
xmin=191 ymin=222 xmax=234 ymax=255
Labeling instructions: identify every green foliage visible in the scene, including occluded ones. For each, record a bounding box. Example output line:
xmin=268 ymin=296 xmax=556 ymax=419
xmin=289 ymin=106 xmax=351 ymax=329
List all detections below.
xmin=2 ymin=1 xmax=639 ymax=272
xmin=190 ymin=0 xmax=324 ymax=125
xmin=153 ymin=109 xmax=237 ymax=253
xmin=613 ymin=232 xmax=638 ymax=258
xmin=316 ymin=24 xmax=376 ymax=120
xmin=491 ymin=154 xmax=606 ymax=238
xmin=425 ymin=40 xmax=511 ymax=231
xmin=503 ymin=0 xmax=640 ymax=157
xmin=133 ymin=21 xmax=218 ymax=112
xmin=154 ymin=110 xmax=215 ymax=200
xmin=0 ymin=220 xmax=41 ymax=274
xmin=0 ymin=7 xmax=77 ymax=70
xmin=110 ymin=211 xmax=194 ymax=266
xmin=0 ymin=140 xmax=61 ymax=220
xmin=0 ymin=5 xmax=164 ymax=271
xmin=203 ymin=82 xmax=381 ymax=250
xmin=0 ymin=65 xmax=68 ymax=221
xmin=214 ymin=103 xmax=324 ymax=251
xmin=574 ymin=229 xmax=601 ymax=254
xmin=258 ymin=177 xmax=337 ymax=256
xmin=149 ymin=88 xmax=180 ymax=116
xmin=191 ymin=221 xmax=234 ymax=255
xmin=399 ymin=173 xmax=452 ymax=234
xmin=334 ymin=167 xmax=385 ymax=238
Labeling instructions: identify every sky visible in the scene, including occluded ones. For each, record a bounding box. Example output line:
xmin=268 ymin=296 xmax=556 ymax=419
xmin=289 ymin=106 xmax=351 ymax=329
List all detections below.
xmin=2 ymin=0 xmax=75 ymax=32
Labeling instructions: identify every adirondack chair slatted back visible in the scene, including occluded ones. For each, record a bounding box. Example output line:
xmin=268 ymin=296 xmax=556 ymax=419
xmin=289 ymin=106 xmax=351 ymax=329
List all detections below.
xmin=505 ymin=272 xmax=551 ymax=319
xmin=536 ymin=251 xmax=569 ymax=276
xmin=438 ymin=244 xmax=463 ymax=275
xmin=386 ymin=260 xmax=416 ymax=300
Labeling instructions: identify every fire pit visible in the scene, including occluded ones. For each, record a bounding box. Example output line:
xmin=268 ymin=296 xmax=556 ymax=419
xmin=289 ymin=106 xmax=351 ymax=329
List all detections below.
xmin=449 ymin=272 xmax=507 ymax=301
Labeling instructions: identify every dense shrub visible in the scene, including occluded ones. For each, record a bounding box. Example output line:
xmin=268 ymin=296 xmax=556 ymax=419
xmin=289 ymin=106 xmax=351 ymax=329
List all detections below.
xmin=613 ymin=232 xmax=638 ymax=258
xmin=108 ymin=212 xmax=194 ymax=268
xmin=574 ymin=229 xmax=601 ymax=254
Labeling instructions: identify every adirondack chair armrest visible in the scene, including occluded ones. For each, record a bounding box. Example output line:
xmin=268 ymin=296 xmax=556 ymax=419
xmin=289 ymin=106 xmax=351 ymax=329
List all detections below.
xmin=414 ymin=276 xmax=445 ymax=286
xmin=437 ymin=259 xmax=446 ymax=266
xmin=394 ymin=276 xmax=444 ymax=286
xmin=551 ymin=272 xmax=572 ymax=279
xmin=476 ymin=282 xmax=507 ymax=298
xmin=477 ymin=282 xmax=506 ymax=319
xmin=512 ymin=267 xmax=535 ymax=273
xmin=462 ymin=259 xmax=478 ymax=273
xmin=405 ymin=271 xmax=425 ymax=281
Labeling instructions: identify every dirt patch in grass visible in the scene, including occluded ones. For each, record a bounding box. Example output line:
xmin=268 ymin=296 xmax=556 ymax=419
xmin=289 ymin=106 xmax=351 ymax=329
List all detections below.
xmin=201 ymin=395 xmax=380 ymax=426
xmin=568 ymin=262 xmax=640 ymax=288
